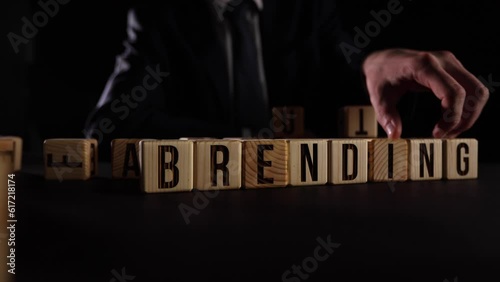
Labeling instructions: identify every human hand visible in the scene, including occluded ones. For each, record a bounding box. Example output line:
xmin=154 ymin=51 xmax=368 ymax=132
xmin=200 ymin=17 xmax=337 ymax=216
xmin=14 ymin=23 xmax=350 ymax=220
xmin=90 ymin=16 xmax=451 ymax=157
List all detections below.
xmin=362 ymin=48 xmax=489 ymax=139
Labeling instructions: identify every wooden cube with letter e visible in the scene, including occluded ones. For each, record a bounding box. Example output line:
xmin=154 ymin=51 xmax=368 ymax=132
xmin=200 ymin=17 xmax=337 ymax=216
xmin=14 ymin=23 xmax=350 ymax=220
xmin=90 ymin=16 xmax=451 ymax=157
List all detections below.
xmin=243 ymin=139 xmax=288 ymax=188
xmin=369 ymin=138 xmax=408 ymax=182
xmin=288 ymin=139 xmax=328 ymax=186
xmin=329 ymin=139 xmax=369 ymax=184
xmin=194 ymin=139 xmax=242 ymax=190
xmin=43 ymin=139 xmax=98 ymax=180
xmin=272 ymin=106 xmax=305 ymax=138
xmin=111 ymin=139 xmax=142 ymax=179
xmin=444 ymin=139 xmax=478 ymax=180
xmin=140 ymin=140 xmax=194 ymax=193
xmin=339 ymin=105 xmax=378 ymax=138
xmin=408 ymin=139 xmax=443 ymax=181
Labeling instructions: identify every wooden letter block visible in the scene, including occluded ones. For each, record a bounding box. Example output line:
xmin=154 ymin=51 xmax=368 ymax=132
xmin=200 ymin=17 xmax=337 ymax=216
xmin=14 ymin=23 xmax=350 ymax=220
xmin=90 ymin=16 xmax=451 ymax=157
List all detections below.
xmin=288 ymin=139 xmax=328 ymax=186
xmin=140 ymin=140 xmax=194 ymax=193
xmin=339 ymin=105 xmax=378 ymax=138
xmin=272 ymin=106 xmax=305 ymax=138
xmin=194 ymin=140 xmax=242 ymax=190
xmin=329 ymin=139 xmax=368 ymax=184
xmin=0 ymin=139 xmax=14 ymax=175
xmin=408 ymin=139 xmax=443 ymax=181
xmin=243 ymin=139 xmax=288 ymax=188
xmin=369 ymin=139 xmax=408 ymax=182
xmin=111 ymin=139 xmax=142 ymax=179
xmin=444 ymin=139 xmax=478 ymax=180
xmin=0 ymin=136 xmax=22 ymax=171
xmin=43 ymin=139 xmax=98 ymax=180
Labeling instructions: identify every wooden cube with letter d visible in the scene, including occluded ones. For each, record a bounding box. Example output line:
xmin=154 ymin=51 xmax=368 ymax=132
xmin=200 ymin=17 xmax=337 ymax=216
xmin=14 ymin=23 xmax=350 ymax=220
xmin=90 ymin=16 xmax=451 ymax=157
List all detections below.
xmin=329 ymin=139 xmax=369 ymax=184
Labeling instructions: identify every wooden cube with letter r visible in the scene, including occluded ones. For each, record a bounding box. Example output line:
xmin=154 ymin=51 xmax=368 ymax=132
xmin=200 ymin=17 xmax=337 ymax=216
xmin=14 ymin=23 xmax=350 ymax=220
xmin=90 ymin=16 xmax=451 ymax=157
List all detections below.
xmin=43 ymin=139 xmax=98 ymax=180
xmin=243 ymin=139 xmax=288 ymax=188
xmin=288 ymin=139 xmax=328 ymax=186
xmin=444 ymin=138 xmax=478 ymax=180
xmin=140 ymin=140 xmax=194 ymax=193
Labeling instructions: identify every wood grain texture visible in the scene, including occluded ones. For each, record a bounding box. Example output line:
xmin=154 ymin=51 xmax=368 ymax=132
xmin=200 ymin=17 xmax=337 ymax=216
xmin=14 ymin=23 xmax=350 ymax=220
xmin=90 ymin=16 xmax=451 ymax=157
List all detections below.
xmin=272 ymin=106 xmax=305 ymax=138
xmin=339 ymin=105 xmax=378 ymax=138
xmin=111 ymin=139 xmax=142 ymax=179
xmin=444 ymin=139 xmax=478 ymax=180
xmin=288 ymin=139 xmax=328 ymax=186
xmin=194 ymin=140 xmax=242 ymax=190
xmin=329 ymin=139 xmax=368 ymax=184
xmin=140 ymin=140 xmax=194 ymax=193
xmin=408 ymin=139 xmax=443 ymax=181
xmin=0 ymin=136 xmax=22 ymax=171
xmin=369 ymin=139 xmax=408 ymax=182
xmin=243 ymin=139 xmax=288 ymax=188
xmin=43 ymin=139 xmax=98 ymax=180
xmin=0 ymin=143 xmax=12 ymax=282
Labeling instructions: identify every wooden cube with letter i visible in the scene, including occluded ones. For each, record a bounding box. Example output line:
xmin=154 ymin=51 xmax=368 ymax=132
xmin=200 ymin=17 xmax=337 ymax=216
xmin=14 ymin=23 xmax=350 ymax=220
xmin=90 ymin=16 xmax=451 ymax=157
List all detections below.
xmin=140 ymin=140 xmax=194 ymax=193
xmin=194 ymin=139 xmax=242 ymax=190
xmin=43 ymin=139 xmax=98 ymax=180
xmin=243 ymin=139 xmax=288 ymax=188
xmin=369 ymin=138 xmax=408 ymax=182
xmin=339 ymin=105 xmax=378 ymax=138
xmin=288 ymin=139 xmax=328 ymax=186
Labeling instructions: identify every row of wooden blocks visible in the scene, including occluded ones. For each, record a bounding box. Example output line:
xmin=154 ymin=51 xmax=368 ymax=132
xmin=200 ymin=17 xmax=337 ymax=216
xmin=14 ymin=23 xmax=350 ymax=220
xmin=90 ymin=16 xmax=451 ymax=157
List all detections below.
xmin=31 ymin=137 xmax=478 ymax=193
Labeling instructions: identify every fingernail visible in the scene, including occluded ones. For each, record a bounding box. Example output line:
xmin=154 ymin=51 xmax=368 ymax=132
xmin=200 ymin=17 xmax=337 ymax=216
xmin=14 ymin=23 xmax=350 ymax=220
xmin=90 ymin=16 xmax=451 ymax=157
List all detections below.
xmin=433 ymin=127 xmax=446 ymax=138
xmin=386 ymin=122 xmax=395 ymax=138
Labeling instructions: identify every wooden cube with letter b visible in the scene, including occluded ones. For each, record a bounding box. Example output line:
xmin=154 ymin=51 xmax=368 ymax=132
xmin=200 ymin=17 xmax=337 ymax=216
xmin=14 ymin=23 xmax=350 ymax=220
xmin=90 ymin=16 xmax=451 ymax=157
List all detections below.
xmin=0 ymin=136 xmax=22 ymax=171
xmin=369 ymin=138 xmax=408 ymax=182
xmin=288 ymin=139 xmax=328 ymax=186
xmin=339 ymin=105 xmax=378 ymax=138
xmin=408 ymin=139 xmax=443 ymax=181
xmin=243 ymin=139 xmax=288 ymax=188
xmin=43 ymin=139 xmax=98 ymax=180
xmin=444 ymin=138 xmax=478 ymax=180
xmin=194 ymin=140 xmax=242 ymax=190
xmin=140 ymin=140 xmax=194 ymax=193
xmin=111 ymin=139 xmax=142 ymax=179
xmin=329 ymin=139 xmax=368 ymax=184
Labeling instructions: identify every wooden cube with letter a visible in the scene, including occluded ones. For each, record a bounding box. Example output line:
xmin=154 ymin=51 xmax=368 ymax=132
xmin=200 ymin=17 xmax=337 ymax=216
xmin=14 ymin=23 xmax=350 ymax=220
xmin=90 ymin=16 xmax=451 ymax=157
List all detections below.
xmin=339 ymin=105 xmax=378 ymax=138
xmin=272 ymin=106 xmax=305 ymax=138
xmin=194 ymin=140 xmax=242 ymax=190
xmin=408 ymin=139 xmax=443 ymax=181
xmin=243 ymin=139 xmax=288 ymax=188
xmin=0 ymin=136 xmax=22 ymax=171
xmin=0 ymin=139 xmax=14 ymax=175
xmin=111 ymin=139 xmax=142 ymax=179
xmin=369 ymin=139 xmax=408 ymax=182
xmin=444 ymin=138 xmax=478 ymax=180
xmin=329 ymin=139 xmax=368 ymax=184
xmin=288 ymin=139 xmax=328 ymax=186
xmin=140 ymin=140 xmax=194 ymax=193
xmin=43 ymin=139 xmax=98 ymax=180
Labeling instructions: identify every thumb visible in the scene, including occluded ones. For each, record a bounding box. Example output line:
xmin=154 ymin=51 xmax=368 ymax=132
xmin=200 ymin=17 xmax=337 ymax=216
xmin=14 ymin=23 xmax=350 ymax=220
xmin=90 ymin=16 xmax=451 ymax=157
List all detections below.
xmin=373 ymin=104 xmax=403 ymax=139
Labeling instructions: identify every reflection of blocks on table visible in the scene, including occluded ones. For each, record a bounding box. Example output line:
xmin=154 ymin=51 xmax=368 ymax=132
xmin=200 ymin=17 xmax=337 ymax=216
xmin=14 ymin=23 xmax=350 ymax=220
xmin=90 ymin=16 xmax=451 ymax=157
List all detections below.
xmin=43 ymin=139 xmax=98 ymax=180
xmin=0 ymin=136 xmax=22 ymax=171
xmin=408 ymin=139 xmax=443 ymax=181
xmin=0 ymin=139 xmax=14 ymax=175
xmin=194 ymin=140 xmax=242 ymax=190
xmin=288 ymin=139 xmax=328 ymax=186
xmin=272 ymin=106 xmax=305 ymax=138
xmin=339 ymin=105 xmax=378 ymax=138
xmin=444 ymin=139 xmax=478 ymax=180
xmin=140 ymin=140 xmax=194 ymax=193
xmin=329 ymin=139 xmax=369 ymax=184
xmin=243 ymin=139 xmax=288 ymax=188
xmin=111 ymin=139 xmax=142 ymax=179
xmin=369 ymin=139 xmax=408 ymax=182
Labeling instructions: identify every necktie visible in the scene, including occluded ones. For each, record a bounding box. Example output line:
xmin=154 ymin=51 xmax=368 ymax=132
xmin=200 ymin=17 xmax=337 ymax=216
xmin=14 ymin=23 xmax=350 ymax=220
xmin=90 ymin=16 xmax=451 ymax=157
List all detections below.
xmin=225 ymin=0 xmax=269 ymax=133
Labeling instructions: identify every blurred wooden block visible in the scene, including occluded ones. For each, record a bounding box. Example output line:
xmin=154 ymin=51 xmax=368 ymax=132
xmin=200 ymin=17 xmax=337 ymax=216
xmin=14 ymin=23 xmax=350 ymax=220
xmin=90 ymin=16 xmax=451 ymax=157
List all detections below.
xmin=272 ymin=106 xmax=305 ymax=138
xmin=243 ymin=139 xmax=288 ymax=188
xmin=0 ymin=139 xmax=14 ymax=175
xmin=408 ymin=139 xmax=443 ymax=181
xmin=140 ymin=140 xmax=194 ymax=193
xmin=43 ymin=139 xmax=98 ymax=180
xmin=111 ymin=139 xmax=142 ymax=179
xmin=329 ymin=139 xmax=368 ymax=184
xmin=369 ymin=139 xmax=408 ymax=182
xmin=288 ymin=139 xmax=328 ymax=186
xmin=0 ymin=136 xmax=22 ymax=171
xmin=194 ymin=140 xmax=242 ymax=190
xmin=444 ymin=139 xmax=478 ymax=180
xmin=339 ymin=105 xmax=378 ymax=138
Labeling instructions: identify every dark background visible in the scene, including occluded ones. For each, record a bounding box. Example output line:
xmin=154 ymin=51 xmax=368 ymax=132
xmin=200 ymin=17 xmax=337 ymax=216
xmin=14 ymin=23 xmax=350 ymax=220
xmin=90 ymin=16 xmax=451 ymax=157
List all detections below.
xmin=1 ymin=0 xmax=499 ymax=162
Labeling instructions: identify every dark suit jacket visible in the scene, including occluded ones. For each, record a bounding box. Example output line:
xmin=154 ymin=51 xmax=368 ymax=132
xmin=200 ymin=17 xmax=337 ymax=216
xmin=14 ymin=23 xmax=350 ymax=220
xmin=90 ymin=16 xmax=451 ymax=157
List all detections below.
xmin=84 ymin=0 xmax=370 ymax=159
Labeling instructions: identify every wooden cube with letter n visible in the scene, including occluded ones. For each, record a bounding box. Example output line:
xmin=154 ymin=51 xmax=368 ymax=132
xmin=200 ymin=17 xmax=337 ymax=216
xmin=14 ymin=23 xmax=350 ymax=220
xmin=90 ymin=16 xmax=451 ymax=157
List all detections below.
xmin=111 ymin=139 xmax=142 ymax=179
xmin=408 ymin=139 xmax=443 ymax=181
xmin=444 ymin=138 xmax=478 ymax=180
xmin=369 ymin=139 xmax=408 ymax=182
xmin=140 ymin=140 xmax=194 ymax=193
xmin=288 ymin=139 xmax=328 ymax=186
xmin=194 ymin=140 xmax=242 ymax=190
xmin=0 ymin=136 xmax=22 ymax=171
xmin=272 ymin=106 xmax=305 ymax=138
xmin=43 ymin=139 xmax=98 ymax=180
xmin=329 ymin=139 xmax=368 ymax=184
xmin=339 ymin=105 xmax=378 ymax=138
xmin=243 ymin=139 xmax=288 ymax=188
